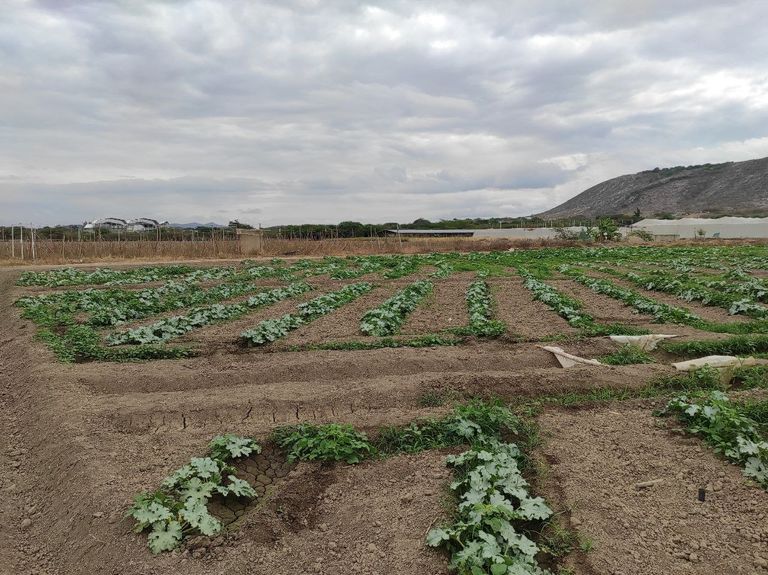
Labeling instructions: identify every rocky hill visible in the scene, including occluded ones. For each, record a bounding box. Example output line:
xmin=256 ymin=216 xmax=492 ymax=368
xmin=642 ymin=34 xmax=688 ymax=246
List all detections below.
xmin=537 ymin=156 xmax=768 ymax=219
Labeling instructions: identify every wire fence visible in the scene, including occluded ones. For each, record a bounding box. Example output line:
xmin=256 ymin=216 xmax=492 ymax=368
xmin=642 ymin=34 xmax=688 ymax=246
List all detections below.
xmin=0 ymin=234 xmax=571 ymax=265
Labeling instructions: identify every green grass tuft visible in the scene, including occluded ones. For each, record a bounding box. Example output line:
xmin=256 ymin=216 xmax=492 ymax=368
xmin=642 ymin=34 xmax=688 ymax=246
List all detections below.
xmin=599 ymin=345 xmax=654 ymax=365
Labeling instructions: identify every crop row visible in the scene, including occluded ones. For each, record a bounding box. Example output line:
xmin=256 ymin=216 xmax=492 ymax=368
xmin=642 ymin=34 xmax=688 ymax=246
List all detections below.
xmin=519 ymin=270 xmax=593 ymax=329
xmin=241 ymin=282 xmax=374 ymax=345
xmin=427 ymin=441 xmax=553 ymax=575
xmin=359 ymin=280 xmax=434 ymax=336
xmin=107 ymin=282 xmax=311 ymax=345
xmin=16 ymin=265 xmax=197 ymax=287
xmin=463 ymin=278 xmax=505 ymax=336
xmin=587 ymin=264 xmax=768 ymax=319
xmin=561 ymin=266 xmax=701 ymax=324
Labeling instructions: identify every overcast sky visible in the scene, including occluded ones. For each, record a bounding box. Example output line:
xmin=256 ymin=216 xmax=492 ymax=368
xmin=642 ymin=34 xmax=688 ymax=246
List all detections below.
xmin=2 ymin=0 xmax=768 ymax=226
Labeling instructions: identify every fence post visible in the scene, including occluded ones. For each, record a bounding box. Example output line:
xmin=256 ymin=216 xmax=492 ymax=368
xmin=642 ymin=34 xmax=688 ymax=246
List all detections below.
xmin=11 ymin=226 xmax=14 ymax=258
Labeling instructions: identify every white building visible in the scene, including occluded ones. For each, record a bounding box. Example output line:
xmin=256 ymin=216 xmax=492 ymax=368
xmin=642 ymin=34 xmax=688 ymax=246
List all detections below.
xmin=126 ymin=218 xmax=160 ymax=232
xmin=629 ymin=217 xmax=768 ymax=239
xmin=83 ymin=217 xmax=127 ymax=230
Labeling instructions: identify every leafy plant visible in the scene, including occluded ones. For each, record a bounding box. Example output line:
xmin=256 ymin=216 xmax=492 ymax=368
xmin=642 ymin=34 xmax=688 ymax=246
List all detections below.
xmin=519 ymin=270 xmax=593 ymax=329
xmin=376 ymin=400 xmax=519 ymax=455
xmin=17 ymin=265 xmax=195 ymax=287
xmin=560 ymin=267 xmax=701 ymax=325
xmin=126 ymin=435 xmax=260 ymax=553
xmin=662 ymin=334 xmax=768 ymax=357
xmin=660 ymin=391 xmax=767 ymax=488
xmin=109 ymin=282 xmax=311 ymax=345
xmin=272 ymin=423 xmax=375 ymax=464
xmin=427 ymin=440 xmax=553 ymax=575
xmin=464 ymin=278 xmax=506 ymax=337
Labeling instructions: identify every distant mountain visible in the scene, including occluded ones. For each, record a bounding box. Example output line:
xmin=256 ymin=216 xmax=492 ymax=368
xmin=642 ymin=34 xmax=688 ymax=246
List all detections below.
xmin=168 ymin=222 xmax=226 ymax=229
xmin=536 ymin=157 xmax=768 ymax=219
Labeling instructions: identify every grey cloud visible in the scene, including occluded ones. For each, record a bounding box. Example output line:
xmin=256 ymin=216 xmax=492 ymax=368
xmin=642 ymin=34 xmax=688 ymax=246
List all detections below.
xmin=1 ymin=0 xmax=768 ymax=225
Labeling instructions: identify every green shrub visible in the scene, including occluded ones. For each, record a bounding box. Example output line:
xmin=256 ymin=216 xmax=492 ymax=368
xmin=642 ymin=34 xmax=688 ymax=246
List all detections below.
xmin=272 ymin=423 xmax=375 ymax=464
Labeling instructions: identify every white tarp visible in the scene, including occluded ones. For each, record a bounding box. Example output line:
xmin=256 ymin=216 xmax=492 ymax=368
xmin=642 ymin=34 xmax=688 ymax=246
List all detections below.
xmin=540 ymin=345 xmax=603 ymax=368
xmin=609 ymin=334 xmax=678 ymax=351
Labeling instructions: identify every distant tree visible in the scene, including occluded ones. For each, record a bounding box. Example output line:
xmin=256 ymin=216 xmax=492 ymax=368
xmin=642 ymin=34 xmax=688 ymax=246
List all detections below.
xmin=597 ymin=217 xmax=620 ymax=241
xmin=411 ymin=218 xmax=432 ymax=227
xmin=632 ymin=208 xmax=642 ymax=222
xmin=228 ymin=220 xmax=253 ymax=229
xmin=337 ymin=221 xmax=365 ymax=238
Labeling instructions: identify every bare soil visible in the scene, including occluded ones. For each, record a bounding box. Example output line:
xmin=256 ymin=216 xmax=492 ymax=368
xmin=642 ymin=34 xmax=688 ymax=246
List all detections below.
xmin=401 ymin=274 xmax=472 ymax=335
xmin=492 ymin=277 xmax=578 ymax=340
xmin=279 ymin=283 xmax=401 ymax=347
xmin=539 ymin=403 xmax=768 ymax=575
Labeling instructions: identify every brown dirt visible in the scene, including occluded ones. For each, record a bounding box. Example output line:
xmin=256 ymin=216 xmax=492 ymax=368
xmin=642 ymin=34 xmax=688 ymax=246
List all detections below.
xmin=279 ymin=283 xmax=402 ymax=346
xmin=551 ymin=279 xmax=661 ymax=326
xmin=539 ymin=403 xmax=768 ymax=575
xmin=491 ymin=277 xmax=578 ymax=340
xmin=3 ymin=262 xmax=767 ymax=575
xmin=401 ymin=274 xmax=473 ymax=335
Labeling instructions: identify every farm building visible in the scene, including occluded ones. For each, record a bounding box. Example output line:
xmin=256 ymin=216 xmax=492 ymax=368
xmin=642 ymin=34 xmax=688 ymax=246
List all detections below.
xmin=126 ymin=218 xmax=162 ymax=232
xmin=629 ymin=217 xmax=768 ymax=239
xmin=387 ymin=227 xmax=587 ymax=240
xmin=385 ymin=229 xmax=475 ymax=237
xmin=82 ymin=217 xmax=168 ymax=231
xmin=388 ymin=218 xmax=768 ymax=240
xmin=82 ymin=217 xmax=127 ymax=230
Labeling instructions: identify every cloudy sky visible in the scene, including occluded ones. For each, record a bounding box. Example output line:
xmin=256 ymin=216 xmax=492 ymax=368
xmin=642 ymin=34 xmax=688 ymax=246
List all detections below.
xmin=2 ymin=0 xmax=768 ymax=226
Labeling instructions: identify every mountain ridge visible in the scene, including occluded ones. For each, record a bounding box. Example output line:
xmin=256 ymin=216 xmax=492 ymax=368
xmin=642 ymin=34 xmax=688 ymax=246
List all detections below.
xmin=536 ymin=156 xmax=768 ymax=219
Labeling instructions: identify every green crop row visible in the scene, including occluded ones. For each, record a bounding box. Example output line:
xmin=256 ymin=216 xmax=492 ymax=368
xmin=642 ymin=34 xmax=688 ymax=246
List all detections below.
xmin=241 ymin=282 xmax=374 ymax=346
xmin=359 ymin=280 xmax=433 ymax=336
xmin=462 ymin=277 xmax=506 ymax=337
xmin=107 ymin=282 xmax=312 ymax=345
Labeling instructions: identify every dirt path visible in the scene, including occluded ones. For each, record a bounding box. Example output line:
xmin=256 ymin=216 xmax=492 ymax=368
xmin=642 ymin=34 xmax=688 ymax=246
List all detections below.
xmin=539 ymin=404 xmax=768 ymax=575
xmin=491 ymin=277 xmax=578 ymax=340
xmin=551 ymin=279 xmax=656 ymax=326
xmin=400 ymin=274 xmax=472 ymax=335
xmin=280 ymin=283 xmax=401 ymax=346
xmin=0 ymin=268 xmax=43 ymax=574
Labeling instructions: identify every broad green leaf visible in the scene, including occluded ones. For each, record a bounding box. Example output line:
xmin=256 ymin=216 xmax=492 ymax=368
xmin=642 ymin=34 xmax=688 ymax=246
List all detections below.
xmin=226 ymin=476 xmax=256 ymax=498
xmin=426 ymin=528 xmax=450 ymax=547
xmin=179 ymin=477 xmax=216 ymax=503
xmin=147 ymin=520 xmax=182 ymax=554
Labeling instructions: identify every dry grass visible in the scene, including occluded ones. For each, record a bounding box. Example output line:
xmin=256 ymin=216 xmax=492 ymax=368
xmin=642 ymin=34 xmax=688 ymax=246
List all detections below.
xmin=0 ymin=236 xmax=582 ymax=265
xmin=4 ymin=235 xmax=763 ymax=266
